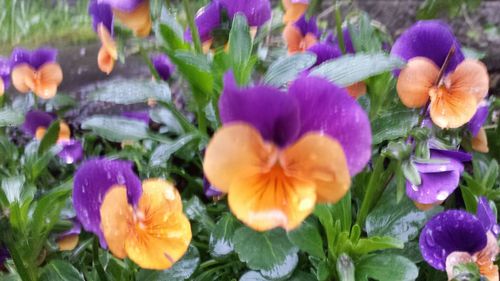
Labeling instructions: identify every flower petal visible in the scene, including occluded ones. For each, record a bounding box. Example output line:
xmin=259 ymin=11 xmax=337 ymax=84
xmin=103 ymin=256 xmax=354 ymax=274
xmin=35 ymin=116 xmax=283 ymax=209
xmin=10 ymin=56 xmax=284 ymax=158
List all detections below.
xmin=474 ymin=232 xmax=500 ymax=281
xmin=429 ymin=85 xmax=478 ymax=129
xmin=307 ymin=42 xmax=341 ymax=67
xmin=219 ymin=0 xmax=271 ymax=27
xmin=397 ymin=57 xmax=439 ymax=108
xmin=219 ymin=73 xmax=300 ymax=146
xmin=468 ymin=104 xmax=489 ymax=137
xmin=89 ymin=0 xmax=114 ymax=35
xmin=472 ymin=128 xmax=489 ymax=153
xmin=346 ymin=82 xmax=367 ymax=99
xmin=151 ymin=54 xmax=175 ymax=81
xmin=73 ymin=158 xmax=142 ymax=247
xmin=477 ymin=197 xmax=499 ymax=236
xmin=100 ymin=185 xmax=131 ymax=258
xmin=204 ymin=123 xmax=276 ymax=193
xmin=289 ymin=76 xmax=372 ymax=175
xmin=22 ymin=110 xmax=55 ymax=137
xmin=113 ymin=0 xmax=151 ymax=37
xmin=34 ymin=62 xmax=63 ymax=99
xmin=0 ymin=57 xmax=10 ymax=91
xmin=58 ymin=140 xmax=84 ymax=164
xmin=11 ymin=64 xmax=36 ymax=93
xmin=282 ymin=0 xmax=308 ymax=23
xmin=391 ymin=20 xmax=464 ymax=75
xmin=186 ymin=1 xmax=221 ymax=43
xmin=101 ymin=0 xmax=142 ymax=12
xmin=419 ymin=210 xmax=487 ymax=270
xmin=284 ymin=24 xmax=305 ymax=53
xmin=293 ymin=15 xmax=319 ymax=38
xmin=448 ymin=59 xmax=489 ymax=103
xmin=281 ymin=133 xmax=351 ymax=203
xmin=56 ymin=221 xmax=82 ymax=251
xmin=98 ymin=46 xmax=116 ymax=75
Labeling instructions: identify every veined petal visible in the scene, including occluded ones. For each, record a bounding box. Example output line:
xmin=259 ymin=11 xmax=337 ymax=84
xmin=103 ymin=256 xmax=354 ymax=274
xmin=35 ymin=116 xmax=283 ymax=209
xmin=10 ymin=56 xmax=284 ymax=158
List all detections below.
xmin=113 ymin=0 xmax=151 ymax=37
xmin=100 ymin=185 xmax=131 ymax=258
xmin=281 ymin=132 xmax=351 ymax=203
xmin=203 ymin=123 xmax=277 ymax=193
xmin=448 ymin=59 xmax=489 ymax=103
xmin=429 ymin=85 xmax=478 ymax=129
xmin=472 ymin=128 xmax=489 ymax=153
xmin=11 ymin=64 xmax=36 ymax=93
xmin=397 ymin=57 xmax=439 ymax=108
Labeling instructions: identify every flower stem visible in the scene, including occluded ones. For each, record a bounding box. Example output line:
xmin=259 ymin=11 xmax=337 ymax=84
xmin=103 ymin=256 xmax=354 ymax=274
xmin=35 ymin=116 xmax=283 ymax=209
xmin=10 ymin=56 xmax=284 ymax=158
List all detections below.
xmin=183 ymin=0 xmax=203 ymax=54
xmin=434 ymin=45 xmax=456 ymax=86
xmin=93 ymin=238 xmax=109 ymax=281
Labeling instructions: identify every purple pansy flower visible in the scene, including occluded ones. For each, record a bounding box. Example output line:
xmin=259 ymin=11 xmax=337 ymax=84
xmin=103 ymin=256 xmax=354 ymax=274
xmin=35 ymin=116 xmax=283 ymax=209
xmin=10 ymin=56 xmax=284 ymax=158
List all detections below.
xmin=0 ymin=57 xmax=10 ymax=94
xmin=73 ymin=158 xmax=142 ymax=247
xmin=58 ymin=140 xmax=84 ymax=165
xmin=10 ymin=47 xmax=58 ymax=70
xmin=307 ymin=42 xmax=341 ymax=67
xmin=468 ymin=104 xmax=488 ymax=137
xmin=22 ymin=110 xmax=55 ymax=137
xmin=88 ymin=0 xmax=114 ymax=35
xmin=391 ymin=20 xmax=464 ymax=75
xmin=151 ymin=54 xmax=175 ymax=81
xmin=406 ymin=149 xmax=471 ymax=207
xmin=293 ymin=15 xmax=320 ymax=38
xmin=99 ymin=0 xmax=143 ymax=12
xmin=219 ymin=72 xmax=372 ymax=175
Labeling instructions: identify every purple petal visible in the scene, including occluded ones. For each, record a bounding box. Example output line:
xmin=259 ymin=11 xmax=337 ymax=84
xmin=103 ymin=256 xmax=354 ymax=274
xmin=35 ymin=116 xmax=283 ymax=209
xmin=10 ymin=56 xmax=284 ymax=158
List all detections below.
xmin=289 ymin=76 xmax=372 ymax=175
xmin=327 ymin=28 xmax=355 ymax=54
xmin=58 ymin=140 xmax=84 ymax=164
xmin=0 ymin=57 xmax=11 ymax=89
xmin=88 ymin=0 xmax=114 ymax=35
xmin=203 ymin=178 xmax=223 ymax=198
xmin=430 ymin=149 xmax=472 ymax=163
xmin=11 ymin=47 xmax=57 ymax=69
xmin=122 ymin=111 xmax=150 ymax=124
xmin=219 ymin=72 xmax=300 ymax=147
xmin=219 ymin=0 xmax=271 ymax=27
xmin=73 ymin=158 xmax=142 ymax=247
xmin=307 ymin=43 xmax=342 ymax=67
xmin=477 ymin=197 xmax=499 ymax=236
xmin=185 ymin=1 xmax=221 ymax=43
xmin=99 ymin=0 xmax=142 ymax=12
xmin=419 ymin=210 xmax=487 ymax=270
xmin=151 ymin=54 xmax=175 ymax=81
xmin=391 ymin=20 xmax=464 ymax=75
xmin=0 ymin=245 xmax=9 ymax=266
xmin=22 ymin=110 xmax=55 ymax=137
xmin=58 ymin=219 xmax=82 ymax=239
xmin=468 ymin=105 xmax=488 ymax=137
xmin=293 ymin=15 xmax=319 ymax=37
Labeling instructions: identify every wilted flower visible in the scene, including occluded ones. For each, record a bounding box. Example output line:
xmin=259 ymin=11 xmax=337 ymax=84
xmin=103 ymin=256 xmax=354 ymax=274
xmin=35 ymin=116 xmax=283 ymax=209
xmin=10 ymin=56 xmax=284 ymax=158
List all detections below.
xmin=420 ymin=201 xmax=499 ymax=280
xmin=73 ymin=159 xmax=191 ymax=270
xmin=56 ymin=220 xmax=82 ymax=251
xmin=151 ymin=54 xmax=175 ymax=81
xmin=282 ymin=0 xmax=309 ymax=24
xmin=283 ymin=15 xmax=319 ymax=54
xmin=22 ymin=110 xmax=83 ymax=164
xmin=406 ymin=149 xmax=471 ymax=210
xmin=468 ymin=103 xmax=489 ymax=153
xmin=0 ymin=57 xmax=10 ymax=96
xmin=100 ymin=0 xmax=151 ymax=37
xmin=89 ymin=1 xmax=117 ymax=74
xmin=392 ymin=21 xmax=489 ymax=129
xmin=203 ymin=73 xmax=371 ymax=231
xmin=10 ymin=47 xmax=63 ymax=99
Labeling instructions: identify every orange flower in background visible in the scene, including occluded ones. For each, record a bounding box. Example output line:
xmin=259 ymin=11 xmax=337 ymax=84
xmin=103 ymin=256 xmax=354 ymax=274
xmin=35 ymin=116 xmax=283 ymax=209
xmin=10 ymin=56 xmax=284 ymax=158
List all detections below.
xmin=100 ymin=179 xmax=191 ymax=270
xmin=112 ymin=0 xmax=152 ymax=38
xmin=282 ymin=0 xmax=309 ymax=24
xmin=97 ymin=24 xmax=118 ymax=75
xmin=283 ymin=15 xmax=319 ymax=54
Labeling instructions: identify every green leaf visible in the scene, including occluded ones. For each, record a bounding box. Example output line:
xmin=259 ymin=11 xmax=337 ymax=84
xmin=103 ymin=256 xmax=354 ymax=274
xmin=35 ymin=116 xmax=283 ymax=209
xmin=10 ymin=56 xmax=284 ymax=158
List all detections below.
xmin=402 ymin=160 xmax=421 ymax=186
xmin=228 ymin=14 xmax=253 ymax=85
xmin=81 ymin=116 xmax=149 ymax=142
xmin=150 ymin=134 xmax=198 ymax=167
xmin=260 ymin=253 xmax=298 ymax=280
xmin=309 ymin=53 xmax=405 ymax=87
xmin=150 ymin=107 xmax=184 ymax=134
xmin=233 ymin=227 xmax=298 ymax=271
xmin=0 ymin=107 xmax=24 ymax=127
xmin=38 ymin=120 xmax=60 ymax=156
xmin=264 ymin=53 xmax=316 ymax=87
xmin=39 ymin=260 xmax=85 ymax=281
xmin=1 ymin=175 xmax=25 ymax=204
xmin=355 ymin=254 xmax=418 ymax=281
xmin=157 ymin=10 xmax=189 ymax=51
xmin=169 ymin=50 xmax=213 ymax=97
xmin=184 ymin=196 xmax=215 ymax=232
xmin=209 ymin=213 xmax=241 ymax=258
xmin=460 ymin=185 xmax=477 ymax=213
xmin=287 ymin=217 xmax=325 ymax=259
xmin=371 ymin=110 xmax=419 ymax=145
xmin=136 ymin=245 xmax=200 ymax=281
xmin=239 ymin=271 xmax=269 ymax=281
xmin=352 ymin=236 xmax=404 ymax=255
xmin=336 ymin=254 xmax=355 ymax=281
xmin=88 ymin=80 xmax=171 ymax=104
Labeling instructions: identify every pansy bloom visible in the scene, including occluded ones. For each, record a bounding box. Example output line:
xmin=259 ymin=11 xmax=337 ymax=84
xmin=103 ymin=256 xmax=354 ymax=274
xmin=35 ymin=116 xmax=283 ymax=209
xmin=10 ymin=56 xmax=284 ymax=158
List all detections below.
xmin=203 ymin=73 xmax=371 ymax=231
xmin=186 ymin=0 xmax=271 ymax=50
xmin=22 ymin=110 xmax=83 ymax=164
xmin=469 ymin=103 xmax=489 ymax=153
xmin=0 ymin=57 xmax=10 ymax=96
xmin=10 ymin=47 xmax=63 ymax=99
xmin=73 ymin=159 xmax=191 ymax=270
xmin=283 ymin=15 xmax=319 ymax=54
xmin=89 ymin=1 xmax=117 ymax=74
xmin=100 ymin=0 xmax=151 ymax=37
xmin=406 ymin=149 xmax=471 ymax=210
xmin=282 ymin=0 xmax=309 ymax=24
xmin=392 ymin=21 xmax=489 ymax=129
xmin=151 ymin=54 xmax=175 ymax=81
xmin=420 ymin=200 xmax=499 ymax=280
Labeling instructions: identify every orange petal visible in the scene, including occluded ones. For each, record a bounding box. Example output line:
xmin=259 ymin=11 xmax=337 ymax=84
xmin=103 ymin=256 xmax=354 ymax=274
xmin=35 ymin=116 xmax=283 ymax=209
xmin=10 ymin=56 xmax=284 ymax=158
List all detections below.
xmin=346 ymin=82 xmax=367 ymax=99
xmin=98 ymin=24 xmax=118 ymax=60
xmin=283 ymin=2 xmax=308 ymax=24
xmin=0 ymin=79 xmax=4 ymax=96
xmin=446 ymin=251 xmax=474 ymax=279
xmin=203 ymin=123 xmax=276 ymax=193
xmin=283 ymin=24 xmax=304 ymax=53
xmin=35 ymin=63 xmax=63 ymax=99
xmin=11 ymin=64 xmax=36 ymax=93
xmin=100 ymin=185 xmax=132 ymax=259
xmin=448 ymin=59 xmax=489 ymax=103
xmin=58 ymin=122 xmax=71 ymax=142
xmin=98 ymin=46 xmax=116 ymax=75
xmin=113 ymin=0 xmax=152 ymax=38
xmin=57 ymin=234 xmax=79 ymax=251
xmin=126 ymin=179 xmax=191 ymax=270
xmin=414 ymin=202 xmax=441 ymax=211
xmin=281 ymin=133 xmax=351 ymax=203
xmin=35 ymin=127 xmax=47 ymax=141
xmin=472 ymin=127 xmax=489 ymax=153
xmin=429 ymin=86 xmax=478 ymax=129
xmin=397 ymin=57 xmax=439 ymax=108
xmin=302 ymin=33 xmax=318 ymax=51
xmin=228 ymin=168 xmax=317 ymax=231
xmin=475 ymin=232 xmax=499 ymax=281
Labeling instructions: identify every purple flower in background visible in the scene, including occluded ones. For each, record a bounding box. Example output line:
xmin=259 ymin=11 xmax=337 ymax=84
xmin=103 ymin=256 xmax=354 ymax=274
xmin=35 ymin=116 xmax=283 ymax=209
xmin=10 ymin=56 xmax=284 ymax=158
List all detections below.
xmin=468 ymin=104 xmax=488 ymax=137
xmin=326 ymin=27 xmax=356 ymax=54
xmin=88 ymin=0 xmax=114 ymax=35
xmin=56 ymin=220 xmax=82 ymax=251
xmin=307 ymin=43 xmax=342 ymax=67
xmin=283 ymin=15 xmax=319 ymax=53
xmin=151 ymin=54 xmax=175 ymax=81
xmin=0 ymin=57 xmax=10 ymax=96
xmin=406 ymin=149 xmax=471 ymax=209
xmin=203 ymin=178 xmax=223 ymax=198
xmin=99 ymin=0 xmax=151 ymax=37
xmin=22 ymin=110 xmax=55 ymax=138
xmin=72 ymin=158 xmax=142 ymax=247
xmin=58 ymin=140 xmax=84 ymax=165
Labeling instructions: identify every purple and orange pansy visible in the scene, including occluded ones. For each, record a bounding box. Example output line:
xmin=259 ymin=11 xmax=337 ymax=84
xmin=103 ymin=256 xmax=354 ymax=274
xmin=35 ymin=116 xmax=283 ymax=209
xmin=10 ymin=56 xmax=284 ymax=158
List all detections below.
xmin=89 ymin=1 xmax=118 ymax=74
xmin=282 ymin=0 xmax=309 ymax=24
xmin=420 ymin=198 xmax=499 ymax=280
xmin=100 ymin=0 xmax=152 ymax=38
xmin=0 ymin=57 xmax=10 ymax=96
xmin=283 ymin=15 xmax=319 ymax=54
xmin=10 ymin=47 xmax=63 ymax=99
xmin=56 ymin=220 xmax=82 ymax=251
xmin=203 ymin=73 xmax=371 ymax=231
xmin=73 ymin=158 xmax=191 ymax=270
xmin=392 ymin=20 xmax=489 ymax=129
